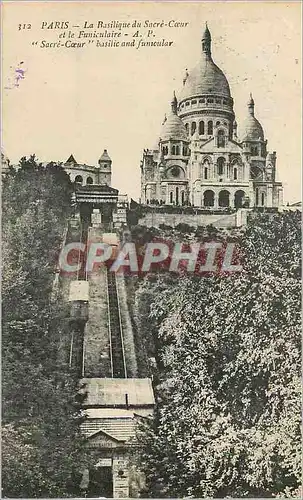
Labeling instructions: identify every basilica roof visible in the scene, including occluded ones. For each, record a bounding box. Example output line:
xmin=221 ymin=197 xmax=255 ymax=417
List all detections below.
xmin=160 ymin=92 xmax=189 ymax=141
xmin=179 ymin=25 xmax=231 ymax=101
xmin=240 ymin=94 xmax=264 ymax=141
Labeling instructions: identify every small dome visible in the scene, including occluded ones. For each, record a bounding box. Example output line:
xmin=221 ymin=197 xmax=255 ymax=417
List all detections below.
xmin=240 ymin=94 xmax=264 ymax=141
xmin=160 ymin=92 xmax=189 ymax=141
xmin=160 ymin=113 xmax=189 ymax=141
xmin=240 ymin=115 xmax=264 ymax=141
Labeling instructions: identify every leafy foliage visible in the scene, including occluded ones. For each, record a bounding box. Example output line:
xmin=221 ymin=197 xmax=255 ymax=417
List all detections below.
xmin=135 ymin=211 xmax=301 ymax=498
xmin=2 ymin=157 xmax=89 ymax=497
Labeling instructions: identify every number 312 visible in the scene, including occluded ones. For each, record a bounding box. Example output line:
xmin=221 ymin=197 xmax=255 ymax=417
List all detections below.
xmin=18 ymin=24 xmax=32 ymax=30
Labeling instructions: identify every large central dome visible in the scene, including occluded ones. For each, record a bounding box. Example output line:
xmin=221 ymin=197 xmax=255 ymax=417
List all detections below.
xmin=180 ymin=56 xmax=231 ymax=100
xmin=179 ymin=25 xmax=231 ymax=101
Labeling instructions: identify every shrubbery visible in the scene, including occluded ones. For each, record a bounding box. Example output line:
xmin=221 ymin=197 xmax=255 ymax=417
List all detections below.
xmin=135 ymin=211 xmax=301 ymax=498
xmin=2 ymin=157 xmax=90 ymax=497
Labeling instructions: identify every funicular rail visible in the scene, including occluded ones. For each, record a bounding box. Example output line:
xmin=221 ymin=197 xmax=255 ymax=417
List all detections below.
xmin=106 ymin=267 xmax=127 ymax=378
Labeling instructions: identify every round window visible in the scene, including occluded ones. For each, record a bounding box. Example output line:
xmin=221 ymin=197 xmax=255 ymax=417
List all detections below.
xmin=171 ymin=166 xmax=180 ymax=177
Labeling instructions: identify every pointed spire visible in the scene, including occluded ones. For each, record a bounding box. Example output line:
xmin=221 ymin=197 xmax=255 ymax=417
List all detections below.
xmin=171 ymin=91 xmax=178 ymax=114
xmin=99 ymin=149 xmax=111 ymax=162
xmin=248 ymin=93 xmax=255 ymax=116
xmin=202 ymin=22 xmax=211 ymax=56
xmin=66 ymin=154 xmax=77 ymax=164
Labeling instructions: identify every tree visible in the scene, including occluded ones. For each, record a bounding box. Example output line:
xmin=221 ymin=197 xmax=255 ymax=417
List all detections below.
xmin=2 ymin=156 xmax=89 ymax=497
xmin=136 ymin=212 xmax=301 ymax=497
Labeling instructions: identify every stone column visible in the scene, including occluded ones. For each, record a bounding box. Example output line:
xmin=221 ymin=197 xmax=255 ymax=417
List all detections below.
xmin=278 ymin=187 xmax=283 ymax=207
xmin=213 ymin=190 xmax=219 ymax=209
xmin=166 ymin=184 xmax=169 ymax=204
xmin=266 ymin=185 xmax=273 ymax=208
xmin=113 ymin=456 xmax=129 ymax=498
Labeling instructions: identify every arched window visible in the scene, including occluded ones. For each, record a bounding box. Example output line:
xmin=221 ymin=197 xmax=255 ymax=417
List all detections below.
xmin=175 ymin=145 xmax=180 ymax=155
xmin=207 ymin=121 xmax=213 ymax=135
xmin=256 ymin=188 xmax=259 ymax=206
xmin=234 ymin=190 xmax=245 ymax=209
xmin=171 ymin=145 xmax=176 ymax=155
xmin=233 ymin=167 xmax=238 ymax=180
xmin=261 ymin=192 xmax=265 ymax=206
xmin=181 ymin=191 xmax=185 ymax=205
xmin=219 ymin=190 xmax=230 ymax=207
xmin=75 ymin=175 xmax=83 ymax=184
xmin=217 ymin=157 xmax=225 ymax=176
xmin=176 ymin=187 xmax=179 ymax=205
xmin=182 ymin=146 xmax=187 ymax=156
xmin=86 ymin=176 xmax=93 ymax=184
xmin=217 ymin=129 xmax=225 ymax=148
xmin=191 ymin=122 xmax=196 ymax=135
xmin=170 ymin=191 xmax=173 ymax=204
xmin=204 ymin=167 xmax=208 ymax=180
xmin=185 ymin=123 xmax=189 ymax=132
xmin=203 ymin=190 xmax=215 ymax=207
xmin=199 ymin=121 xmax=205 ymax=135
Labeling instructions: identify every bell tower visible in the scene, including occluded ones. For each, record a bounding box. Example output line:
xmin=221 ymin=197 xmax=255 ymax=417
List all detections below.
xmin=98 ymin=149 xmax=112 ymax=186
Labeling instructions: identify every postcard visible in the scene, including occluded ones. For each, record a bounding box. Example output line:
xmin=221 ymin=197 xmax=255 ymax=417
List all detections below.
xmin=2 ymin=1 xmax=301 ymax=498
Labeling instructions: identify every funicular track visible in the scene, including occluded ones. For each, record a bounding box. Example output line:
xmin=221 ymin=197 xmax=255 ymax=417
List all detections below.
xmin=106 ymin=267 xmax=127 ymax=378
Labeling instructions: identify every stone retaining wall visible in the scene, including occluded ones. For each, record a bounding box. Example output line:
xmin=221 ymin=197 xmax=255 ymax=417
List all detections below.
xmin=138 ymin=212 xmax=237 ymax=228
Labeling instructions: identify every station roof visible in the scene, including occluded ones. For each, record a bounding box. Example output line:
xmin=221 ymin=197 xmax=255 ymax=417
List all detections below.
xmin=75 ymin=184 xmax=119 ymax=204
xmin=81 ymin=408 xmax=153 ymax=444
xmin=80 ymin=378 xmax=155 ymax=408
xmin=68 ymin=280 xmax=89 ymax=301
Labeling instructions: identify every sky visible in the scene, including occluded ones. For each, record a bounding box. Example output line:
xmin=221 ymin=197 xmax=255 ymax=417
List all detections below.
xmin=2 ymin=1 xmax=302 ymax=203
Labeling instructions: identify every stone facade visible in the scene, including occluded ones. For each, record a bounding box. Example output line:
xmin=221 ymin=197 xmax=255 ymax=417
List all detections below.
xmin=141 ymin=25 xmax=283 ymax=210
xmin=64 ymin=149 xmax=112 ymax=186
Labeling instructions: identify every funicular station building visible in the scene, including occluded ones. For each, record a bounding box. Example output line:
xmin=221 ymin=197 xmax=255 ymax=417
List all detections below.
xmin=64 ymin=150 xmax=128 ymax=231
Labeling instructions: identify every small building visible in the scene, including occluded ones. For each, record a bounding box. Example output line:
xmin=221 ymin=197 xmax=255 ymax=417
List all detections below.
xmin=80 ymin=378 xmax=155 ymax=498
xmin=64 ymin=150 xmax=112 ymax=186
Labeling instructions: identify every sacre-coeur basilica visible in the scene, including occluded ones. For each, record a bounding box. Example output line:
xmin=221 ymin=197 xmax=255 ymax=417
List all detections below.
xmin=1 ymin=24 xmax=286 ymax=215
xmin=140 ymin=25 xmax=284 ymax=210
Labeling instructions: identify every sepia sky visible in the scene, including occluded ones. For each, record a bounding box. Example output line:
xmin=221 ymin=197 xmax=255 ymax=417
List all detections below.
xmin=2 ymin=1 xmax=302 ymax=203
